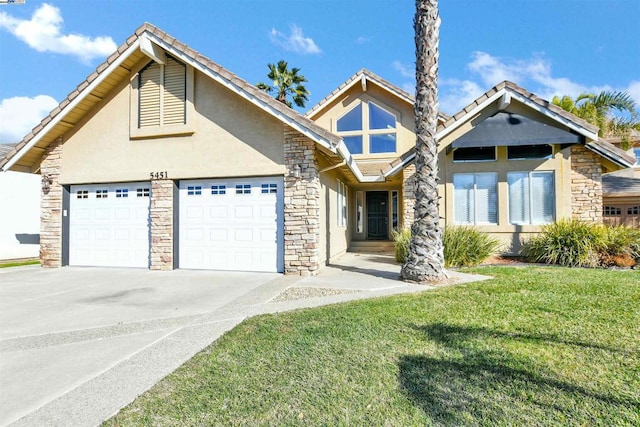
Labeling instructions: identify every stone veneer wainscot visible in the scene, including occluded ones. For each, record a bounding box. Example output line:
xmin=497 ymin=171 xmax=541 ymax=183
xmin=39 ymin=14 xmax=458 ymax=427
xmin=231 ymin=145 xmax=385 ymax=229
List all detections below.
xmin=283 ymin=125 xmax=320 ymax=275
xmin=40 ymin=139 xmax=63 ymax=268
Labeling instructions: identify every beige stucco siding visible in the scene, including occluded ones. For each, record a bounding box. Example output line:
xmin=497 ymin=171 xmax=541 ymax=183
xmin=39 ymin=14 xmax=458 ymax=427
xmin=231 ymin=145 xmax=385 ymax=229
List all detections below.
xmin=318 ymin=157 xmax=350 ymax=264
xmin=60 ymin=62 xmax=285 ymax=184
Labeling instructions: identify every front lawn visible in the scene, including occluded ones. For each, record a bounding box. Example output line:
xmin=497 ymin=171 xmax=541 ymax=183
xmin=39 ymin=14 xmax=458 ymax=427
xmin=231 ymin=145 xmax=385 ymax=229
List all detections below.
xmin=106 ymin=267 xmax=639 ymax=426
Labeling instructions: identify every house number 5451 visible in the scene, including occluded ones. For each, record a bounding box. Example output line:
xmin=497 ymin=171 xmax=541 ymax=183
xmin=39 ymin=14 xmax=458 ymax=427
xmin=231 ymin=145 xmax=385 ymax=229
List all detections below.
xmin=150 ymin=171 xmax=168 ymax=180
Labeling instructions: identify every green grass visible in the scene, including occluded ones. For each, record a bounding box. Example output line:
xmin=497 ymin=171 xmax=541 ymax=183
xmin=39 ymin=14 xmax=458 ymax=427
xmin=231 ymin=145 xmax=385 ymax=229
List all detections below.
xmin=0 ymin=259 xmax=39 ymax=268
xmin=106 ymin=267 xmax=640 ymax=426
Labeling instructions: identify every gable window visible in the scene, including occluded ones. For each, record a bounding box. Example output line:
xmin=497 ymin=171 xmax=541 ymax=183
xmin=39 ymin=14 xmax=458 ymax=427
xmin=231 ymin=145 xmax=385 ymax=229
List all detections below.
xmin=453 ymin=146 xmax=496 ymax=162
xmin=453 ymin=173 xmax=497 ymax=225
xmin=336 ymin=102 xmax=397 ymax=155
xmin=508 ymin=171 xmax=555 ymax=225
xmin=138 ymin=56 xmax=186 ymax=128
xmin=337 ymin=179 xmax=347 ymax=227
xmin=508 ymin=144 xmax=553 ymax=160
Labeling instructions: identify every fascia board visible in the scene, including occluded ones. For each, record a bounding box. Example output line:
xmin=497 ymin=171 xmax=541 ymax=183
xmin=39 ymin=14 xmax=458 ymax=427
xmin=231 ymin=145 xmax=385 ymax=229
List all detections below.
xmin=2 ymin=39 xmax=143 ymax=172
xmin=145 ymin=34 xmax=337 ymax=153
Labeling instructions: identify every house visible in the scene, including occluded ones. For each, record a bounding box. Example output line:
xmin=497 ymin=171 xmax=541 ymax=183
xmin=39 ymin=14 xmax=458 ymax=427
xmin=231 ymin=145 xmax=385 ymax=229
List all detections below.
xmin=601 ymin=131 xmax=640 ymax=227
xmin=1 ymin=23 xmax=635 ymax=274
xmin=0 ymin=143 xmax=40 ymax=260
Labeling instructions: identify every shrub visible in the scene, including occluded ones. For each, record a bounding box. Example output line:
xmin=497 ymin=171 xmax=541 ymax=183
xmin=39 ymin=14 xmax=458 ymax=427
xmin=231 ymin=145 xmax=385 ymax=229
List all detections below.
xmin=393 ymin=226 xmax=500 ymax=267
xmin=522 ymin=219 xmax=603 ymax=267
xmin=598 ymin=225 xmax=640 ymax=267
xmin=392 ymin=229 xmax=411 ymax=263
xmin=443 ymin=226 xmax=501 ymax=267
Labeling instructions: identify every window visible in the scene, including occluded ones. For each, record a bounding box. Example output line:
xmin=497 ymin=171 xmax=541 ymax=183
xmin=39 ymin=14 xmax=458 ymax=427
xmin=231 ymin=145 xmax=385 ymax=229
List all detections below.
xmin=137 ymin=188 xmax=150 ymax=197
xmin=337 ymin=180 xmax=347 ymax=227
xmin=261 ymin=183 xmax=277 ymax=194
xmin=604 ymin=206 xmax=622 ymax=216
xmin=336 ymin=101 xmax=397 ymax=155
xmin=138 ymin=56 xmax=186 ymax=129
xmin=508 ymin=144 xmax=553 ymax=160
xmin=96 ymin=189 xmax=108 ymax=199
xmin=453 ymin=173 xmax=497 ymax=225
xmin=236 ymin=184 xmax=251 ymax=194
xmin=76 ymin=190 xmax=88 ymax=199
xmin=391 ymin=190 xmax=399 ymax=231
xmin=453 ymin=146 xmax=496 ymax=162
xmin=628 ymin=206 xmax=639 ymax=215
xmin=211 ymin=185 xmax=226 ymax=195
xmin=356 ymin=191 xmax=364 ymax=233
xmin=187 ymin=185 xmax=202 ymax=196
xmin=116 ymin=189 xmax=129 ymax=198
xmin=508 ymin=171 xmax=555 ymax=224
xmin=633 ymin=147 xmax=640 ymax=165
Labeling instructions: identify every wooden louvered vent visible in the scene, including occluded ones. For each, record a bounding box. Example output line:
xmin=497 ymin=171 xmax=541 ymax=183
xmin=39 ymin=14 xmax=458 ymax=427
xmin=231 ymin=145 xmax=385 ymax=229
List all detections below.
xmin=138 ymin=56 xmax=186 ymax=128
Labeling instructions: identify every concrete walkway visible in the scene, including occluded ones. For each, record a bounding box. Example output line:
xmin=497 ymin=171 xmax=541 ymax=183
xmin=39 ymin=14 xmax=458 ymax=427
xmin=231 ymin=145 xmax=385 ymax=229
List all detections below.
xmin=0 ymin=253 xmax=489 ymax=426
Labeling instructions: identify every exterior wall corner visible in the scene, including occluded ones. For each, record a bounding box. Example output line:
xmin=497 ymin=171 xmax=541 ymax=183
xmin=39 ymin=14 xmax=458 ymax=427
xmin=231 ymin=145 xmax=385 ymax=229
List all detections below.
xmin=150 ymin=179 xmax=174 ymax=270
xmin=570 ymin=145 xmax=603 ymax=223
xmin=283 ymin=125 xmax=320 ymax=275
xmin=40 ymin=140 xmax=63 ymax=268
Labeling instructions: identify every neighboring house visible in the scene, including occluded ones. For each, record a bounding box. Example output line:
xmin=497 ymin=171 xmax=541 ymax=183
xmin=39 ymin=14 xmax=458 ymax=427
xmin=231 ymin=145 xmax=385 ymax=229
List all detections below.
xmin=0 ymin=144 xmax=41 ymax=259
xmin=602 ymin=168 xmax=640 ymax=227
xmin=0 ymin=24 xmax=635 ymax=274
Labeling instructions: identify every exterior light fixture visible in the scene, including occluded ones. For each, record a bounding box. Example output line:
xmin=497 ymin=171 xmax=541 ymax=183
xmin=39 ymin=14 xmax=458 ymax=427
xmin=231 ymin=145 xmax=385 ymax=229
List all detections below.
xmin=41 ymin=173 xmax=52 ymax=194
xmin=293 ymin=163 xmax=301 ymax=178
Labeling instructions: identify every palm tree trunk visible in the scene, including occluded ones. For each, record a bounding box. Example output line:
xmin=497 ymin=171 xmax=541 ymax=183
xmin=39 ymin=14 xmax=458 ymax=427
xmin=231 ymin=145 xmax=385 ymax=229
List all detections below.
xmin=401 ymin=0 xmax=446 ymax=282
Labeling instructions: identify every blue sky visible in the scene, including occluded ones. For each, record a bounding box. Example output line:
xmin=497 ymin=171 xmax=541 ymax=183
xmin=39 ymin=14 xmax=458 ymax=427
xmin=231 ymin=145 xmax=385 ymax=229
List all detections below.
xmin=0 ymin=0 xmax=638 ymax=144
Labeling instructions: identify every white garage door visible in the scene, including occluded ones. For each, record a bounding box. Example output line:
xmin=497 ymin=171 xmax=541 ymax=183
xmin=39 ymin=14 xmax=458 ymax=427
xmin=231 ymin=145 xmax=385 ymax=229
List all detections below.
xmin=179 ymin=177 xmax=283 ymax=272
xmin=69 ymin=182 xmax=151 ymax=268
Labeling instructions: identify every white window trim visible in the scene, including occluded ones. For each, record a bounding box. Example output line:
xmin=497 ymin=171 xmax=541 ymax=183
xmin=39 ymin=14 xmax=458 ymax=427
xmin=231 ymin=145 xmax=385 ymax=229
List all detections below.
xmin=334 ymin=99 xmax=399 ymax=156
xmin=130 ymin=60 xmax=195 ymax=139
xmin=337 ymin=179 xmax=348 ymax=227
xmin=507 ymin=170 xmax=555 ymax=225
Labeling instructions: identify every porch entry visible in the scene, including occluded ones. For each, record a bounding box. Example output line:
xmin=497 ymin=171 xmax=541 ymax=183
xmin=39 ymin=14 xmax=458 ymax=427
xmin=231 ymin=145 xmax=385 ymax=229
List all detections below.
xmin=366 ymin=191 xmax=389 ymax=240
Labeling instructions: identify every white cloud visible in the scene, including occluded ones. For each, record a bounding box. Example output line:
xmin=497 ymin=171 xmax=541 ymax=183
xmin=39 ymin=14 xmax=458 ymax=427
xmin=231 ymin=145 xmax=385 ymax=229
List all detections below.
xmin=0 ymin=3 xmax=116 ymax=64
xmin=0 ymin=95 xmax=58 ymax=144
xmin=392 ymin=61 xmax=414 ymax=79
xmin=269 ymin=24 xmax=321 ymax=54
xmin=625 ymin=81 xmax=640 ymax=107
xmin=355 ymin=36 xmax=369 ymax=44
xmin=439 ymin=51 xmax=639 ymax=115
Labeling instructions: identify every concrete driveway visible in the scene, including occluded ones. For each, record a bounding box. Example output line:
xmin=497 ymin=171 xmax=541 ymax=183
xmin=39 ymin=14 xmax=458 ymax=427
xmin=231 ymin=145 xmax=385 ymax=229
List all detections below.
xmin=0 ymin=254 xmax=489 ymax=426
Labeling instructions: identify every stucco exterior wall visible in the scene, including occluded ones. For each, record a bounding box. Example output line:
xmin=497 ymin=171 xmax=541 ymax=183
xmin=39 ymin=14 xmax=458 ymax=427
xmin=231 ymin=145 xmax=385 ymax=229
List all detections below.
xmin=318 ymin=159 xmax=349 ymax=264
xmin=60 ymin=61 xmax=286 ymax=185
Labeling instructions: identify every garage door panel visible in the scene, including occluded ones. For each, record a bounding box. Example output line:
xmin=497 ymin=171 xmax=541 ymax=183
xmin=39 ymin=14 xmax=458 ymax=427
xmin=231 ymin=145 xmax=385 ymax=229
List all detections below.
xmin=70 ymin=182 xmax=151 ymax=268
xmin=179 ymin=177 xmax=283 ymax=272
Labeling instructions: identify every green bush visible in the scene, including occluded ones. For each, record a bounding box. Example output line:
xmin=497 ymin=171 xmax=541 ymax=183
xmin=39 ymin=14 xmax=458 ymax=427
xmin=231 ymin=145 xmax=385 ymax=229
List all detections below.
xmin=392 ymin=229 xmax=411 ymax=263
xmin=442 ymin=226 xmax=501 ymax=267
xmin=522 ymin=219 xmax=603 ymax=267
xmin=522 ymin=220 xmax=640 ymax=268
xmin=393 ymin=226 xmax=500 ymax=267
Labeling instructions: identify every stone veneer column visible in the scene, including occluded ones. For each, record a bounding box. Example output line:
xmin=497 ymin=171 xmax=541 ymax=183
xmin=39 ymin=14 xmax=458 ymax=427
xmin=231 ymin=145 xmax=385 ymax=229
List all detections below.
xmin=402 ymin=164 xmax=416 ymax=229
xmin=150 ymin=179 xmax=174 ymax=270
xmin=570 ymin=145 xmax=603 ymax=222
xmin=40 ymin=139 xmax=63 ymax=267
xmin=283 ymin=125 xmax=320 ymax=275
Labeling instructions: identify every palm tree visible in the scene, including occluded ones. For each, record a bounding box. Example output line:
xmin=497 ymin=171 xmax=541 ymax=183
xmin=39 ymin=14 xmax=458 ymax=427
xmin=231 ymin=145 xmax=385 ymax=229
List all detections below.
xmin=552 ymin=91 xmax=640 ymax=149
xmin=256 ymin=60 xmax=309 ymax=108
xmin=401 ymin=0 xmax=446 ymax=283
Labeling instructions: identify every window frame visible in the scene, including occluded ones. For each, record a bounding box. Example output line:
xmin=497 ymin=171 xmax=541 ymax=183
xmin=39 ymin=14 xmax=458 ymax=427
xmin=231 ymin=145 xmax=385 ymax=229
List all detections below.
xmin=453 ymin=172 xmax=498 ymax=225
xmin=507 ymin=171 xmax=556 ymax=225
xmin=507 ymin=144 xmax=553 ymax=160
xmin=337 ymin=179 xmax=348 ymax=227
xmin=335 ymin=100 xmax=398 ymax=156
xmin=452 ymin=146 xmax=497 ymax=163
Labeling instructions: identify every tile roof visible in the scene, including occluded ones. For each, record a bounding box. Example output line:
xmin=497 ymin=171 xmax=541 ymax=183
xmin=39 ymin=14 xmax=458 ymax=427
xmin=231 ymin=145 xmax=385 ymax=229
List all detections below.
xmin=603 ymin=169 xmax=640 ymax=196
xmin=1 ymin=23 xmax=342 ymax=171
xmin=586 ymin=139 xmax=636 ymax=169
xmin=0 ymin=143 xmax=16 ymax=159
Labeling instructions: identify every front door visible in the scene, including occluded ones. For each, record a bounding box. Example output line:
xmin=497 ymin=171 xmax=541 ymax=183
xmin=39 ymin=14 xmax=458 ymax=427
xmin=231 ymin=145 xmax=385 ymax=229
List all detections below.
xmin=366 ymin=191 xmax=388 ymax=240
